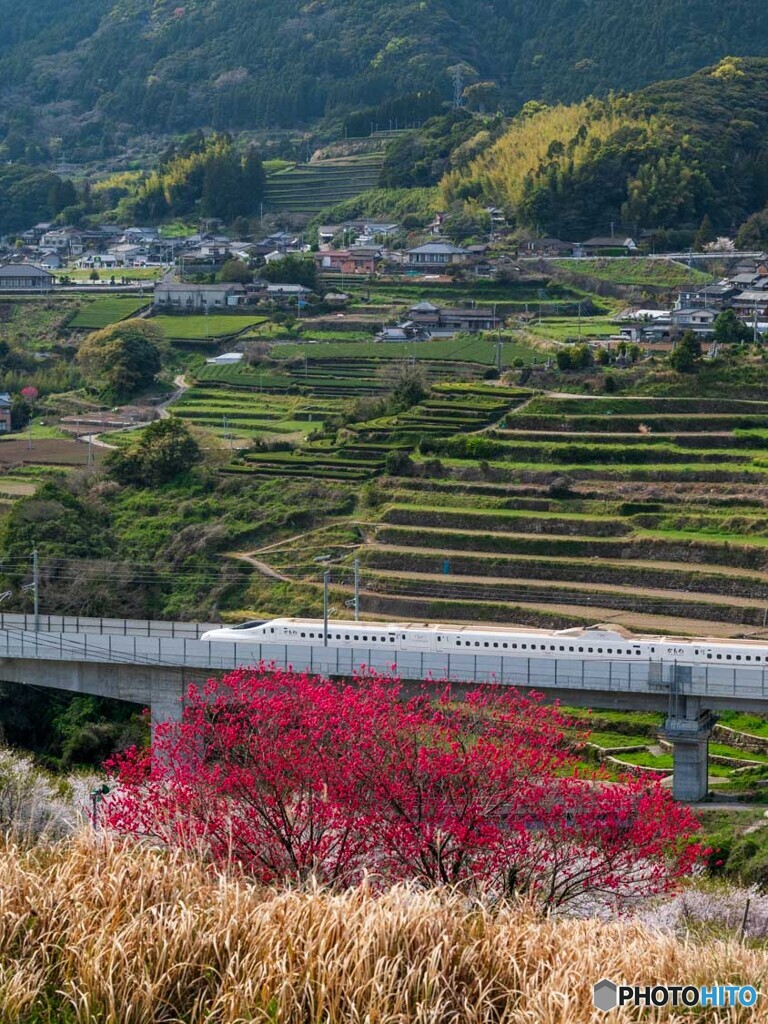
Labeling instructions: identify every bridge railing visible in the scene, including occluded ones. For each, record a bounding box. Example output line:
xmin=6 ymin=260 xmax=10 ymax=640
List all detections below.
xmin=1 ymin=629 xmax=768 ymax=706
xmin=0 ymin=614 xmax=218 ymax=639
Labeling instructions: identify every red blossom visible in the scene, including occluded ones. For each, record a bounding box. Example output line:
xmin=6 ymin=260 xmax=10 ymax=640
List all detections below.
xmin=104 ymin=666 xmax=702 ymax=907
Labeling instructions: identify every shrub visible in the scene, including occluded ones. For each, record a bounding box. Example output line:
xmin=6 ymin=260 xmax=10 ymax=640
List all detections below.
xmin=106 ymin=668 xmax=702 ymax=906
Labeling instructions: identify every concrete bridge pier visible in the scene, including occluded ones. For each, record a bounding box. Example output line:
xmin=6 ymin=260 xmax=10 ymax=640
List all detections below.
xmin=661 ymin=698 xmax=716 ymax=802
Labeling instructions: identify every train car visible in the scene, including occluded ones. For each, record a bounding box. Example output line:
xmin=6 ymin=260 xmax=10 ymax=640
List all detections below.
xmin=200 ymin=618 xmax=768 ymax=666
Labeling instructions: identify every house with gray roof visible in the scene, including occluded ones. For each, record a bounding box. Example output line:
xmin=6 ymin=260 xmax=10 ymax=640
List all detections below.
xmin=406 ymin=242 xmax=471 ymax=270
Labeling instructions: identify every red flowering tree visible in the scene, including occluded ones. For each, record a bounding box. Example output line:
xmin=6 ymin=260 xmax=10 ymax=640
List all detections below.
xmin=105 ymin=666 xmax=702 ymax=908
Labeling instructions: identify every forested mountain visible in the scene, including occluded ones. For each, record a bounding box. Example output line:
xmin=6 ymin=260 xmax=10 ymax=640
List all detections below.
xmin=441 ymin=57 xmax=768 ymax=241
xmin=2 ymin=0 xmax=768 ymax=159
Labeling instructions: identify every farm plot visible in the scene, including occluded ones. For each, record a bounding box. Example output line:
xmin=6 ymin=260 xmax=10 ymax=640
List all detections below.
xmin=273 ymin=337 xmax=539 ymax=366
xmin=68 ymin=298 xmax=150 ymax=330
xmin=152 ymin=315 xmax=268 ymax=340
xmin=172 ymin=388 xmax=341 ymax=441
xmin=0 ymin=438 xmax=103 ymax=468
xmin=335 ymin=393 xmax=768 ymax=636
xmin=552 ymin=258 xmax=713 ymax=288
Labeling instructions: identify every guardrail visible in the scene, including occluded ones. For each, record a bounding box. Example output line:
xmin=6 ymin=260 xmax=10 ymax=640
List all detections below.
xmin=0 ymin=614 xmax=217 ymax=639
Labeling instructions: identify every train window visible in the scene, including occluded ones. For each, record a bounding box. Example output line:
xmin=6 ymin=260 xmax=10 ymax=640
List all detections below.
xmin=354 ymin=635 xmax=359 ymax=641
xmin=493 ymin=642 xmax=498 ymax=648
xmin=757 ymin=655 xmax=761 ymax=661
xmin=309 ymin=632 xmax=315 ymax=638
xmin=550 ymin=644 xmax=555 ymax=651
xmin=336 ymin=634 xmax=341 ymax=639
xmin=402 ymin=634 xmax=406 ymax=639
xmin=502 ymin=643 xmax=507 ymax=648
xmin=636 ymin=650 xmax=641 ymax=656
xmin=456 ymin=640 xmax=461 ymax=646
xmin=569 ymin=646 xmax=574 ymax=652
xmin=736 ymin=655 xmax=742 ymax=661
xmin=344 ymin=635 xmax=350 ymax=640
xmin=301 ymin=632 xmax=306 ymax=638
xmin=475 ymin=642 xmax=480 ymax=647
xmin=512 ymin=643 xmax=517 ymax=649
xmin=598 ymin=648 xmax=603 ymax=654
xmin=716 ymin=654 xmax=722 ymax=660
xmin=390 ymin=636 xmax=395 ymax=642
xmin=362 ymin=635 xmax=368 ymax=641
xmin=559 ymin=646 xmax=565 ymax=651
xmin=521 ymin=644 xmax=527 ymax=650
xmin=437 ymin=636 xmax=441 ymax=642
xmin=270 ymin=628 xmax=274 ymax=633
xmin=746 ymin=656 xmax=752 ymax=661
xmin=588 ymin=648 xmax=593 ymax=653
xmin=484 ymin=642 xmax=489 ymax=648
xmin=707 ymin=654 xmax=712 ymax=659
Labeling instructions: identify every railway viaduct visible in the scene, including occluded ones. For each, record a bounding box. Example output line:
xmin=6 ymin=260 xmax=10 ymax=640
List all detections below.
xmin=2 ymin=613 xmax=768 ymax=801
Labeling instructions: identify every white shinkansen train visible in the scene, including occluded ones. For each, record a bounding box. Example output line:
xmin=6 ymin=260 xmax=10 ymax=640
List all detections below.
xmin=200 ymin=618 xmax=768 ymax=667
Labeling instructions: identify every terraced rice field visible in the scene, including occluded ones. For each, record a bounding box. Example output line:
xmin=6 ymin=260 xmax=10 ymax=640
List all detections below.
xmin=68 ymin=298 xmax=150 ymax=329
xmin=152 ymin=315 xmax=268 ymax=341
xmin=194 ymin=351 xmax=495 ymax=398
xmin=172 ymin=389 xmax=342 ymax=441
xmin=265 ymin=154 xmax=384 ymax=213
xmin=229 ymin=384 xmax=530 ymax=485
xmin=325 ymin=392 xmax=768 ymax=636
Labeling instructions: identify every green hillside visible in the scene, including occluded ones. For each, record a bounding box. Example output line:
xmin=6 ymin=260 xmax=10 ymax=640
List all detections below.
xmin=3 ymin=1 xmax=768 ymax=159
xmin=442 ymin=56 xmax=768 ymax=239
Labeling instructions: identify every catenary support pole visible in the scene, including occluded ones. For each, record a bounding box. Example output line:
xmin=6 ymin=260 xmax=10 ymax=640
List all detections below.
xmin=32 ymin=546 xmax=39 ymax=631
xmin=354 ymin=558 xmax=360 ymax=621
xmin=323 ymin=570 xmax=329 ymax=646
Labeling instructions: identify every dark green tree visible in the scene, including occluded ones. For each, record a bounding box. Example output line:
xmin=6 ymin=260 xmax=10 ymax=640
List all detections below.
xmin=668 ymin=331 xmax=702 ymax=373
xmin=713 ymin=308 xmax=753 ymax=346
xmin=261 ymin=254 xmax=317 ymax=291
xmin=106 ymin=418 xmax=202 ymax=487
xmin=77 ymin=319 xmax=164 ymax=399
xmin=219 ymin=258 xmax=253 ymax=283
xmin=693 ymin=214 xmax=716 ymax=250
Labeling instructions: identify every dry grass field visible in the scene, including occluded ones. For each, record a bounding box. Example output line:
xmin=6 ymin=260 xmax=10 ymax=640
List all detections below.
xmin=0 ymin=834 xmax=766 ymax=1023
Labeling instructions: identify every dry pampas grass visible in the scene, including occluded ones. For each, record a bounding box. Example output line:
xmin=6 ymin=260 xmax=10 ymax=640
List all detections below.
xmin=0 ymin=832 xmax=765 ymax=1023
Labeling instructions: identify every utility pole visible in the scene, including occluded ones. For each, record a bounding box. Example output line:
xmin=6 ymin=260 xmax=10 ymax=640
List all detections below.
xmin=354 ymin=558 xmax=360 ymax=621
xmin=87 ymin=432 xmax=94 ymax=467
xmin=32 ymin=546 xmax=39 ymax=631
xmin=323 ymin=570 xmax=329 ymax=646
